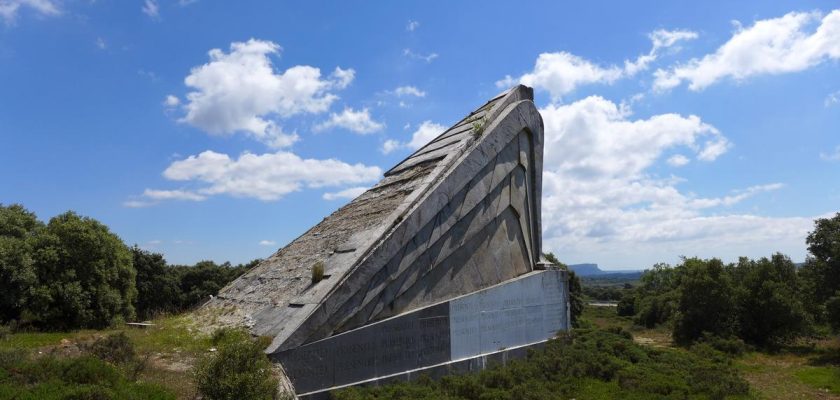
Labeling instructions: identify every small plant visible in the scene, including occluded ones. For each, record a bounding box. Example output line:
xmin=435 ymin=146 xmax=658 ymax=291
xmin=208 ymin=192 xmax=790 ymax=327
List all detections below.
xmin=311 ymin=261 xmax=325 ymax=284
xmin=85 ymin=332 xmax=135 ymax=364
xmin=471 ymin=117 xmax=486 ymax=137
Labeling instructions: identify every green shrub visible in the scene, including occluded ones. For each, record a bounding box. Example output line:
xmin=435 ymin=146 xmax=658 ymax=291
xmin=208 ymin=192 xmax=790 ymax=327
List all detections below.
xmin=616 ymin=293 xmax=635 ymax=316
xmin=196 ymin=330 xmax=279 ymax=400
xmin=0 ymin=349 xmax=175 ymax=400
xmin=634 ymin=292 xmax=677 ymax=328
xmin=85 ymin=332 xmax=135 ymax=364
xmin=697 ymin=333 xmax=750 ymax=356
xmin=334 ymin=328 xmax=750 ymax=400
xmin=61 ymin=356 xmax=123 ymax=386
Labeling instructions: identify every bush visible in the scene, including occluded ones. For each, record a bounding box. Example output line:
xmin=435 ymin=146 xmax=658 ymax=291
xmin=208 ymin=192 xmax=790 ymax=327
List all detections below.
xmin=634 ymin=292 xmax=677 ymax=328
xmin=332 ymin=328 xmax=749 ymax=400
xmin=697 ymin=333 xmax=750 ymax=356
xmin=0 ymin=349 xmax=175 ymax=400
xmin=85 ymin=332 xmax=136 ymax=364
xmin=616 ymin=293 xmax=635 ymax=316
xmin=196 ymin=329 xmax=279 ymax=400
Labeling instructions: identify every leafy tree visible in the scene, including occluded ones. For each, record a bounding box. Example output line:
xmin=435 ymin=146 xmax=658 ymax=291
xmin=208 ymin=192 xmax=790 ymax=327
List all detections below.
xmin=544 ymin=252 xmax=583 ymax=327
xmin=673 ymin=258 xmax=736 ymax=345
xmin=172 ymin=260 xmax=256 ymax=309
xmin=801 ymin=213 xmax=840 ymax=322
xmin=826 ymin=294 xmax=840 ymax=333
xmin=132 ymin=246 xmax=181 ymax=319
xmin=731 ymin=254 xmax=808 ymax=347
xmin=633 ymin=263 xmax=681 ymax=328
xmin=616 ymin=292 xmax=636 ymax=316
xmin=27 ymin=211 xmax=136 ymax=329
xmin=0 ymin=204 xmax=41 ymax=323
xmin=638 ymin=263 xmax=681 ymax=295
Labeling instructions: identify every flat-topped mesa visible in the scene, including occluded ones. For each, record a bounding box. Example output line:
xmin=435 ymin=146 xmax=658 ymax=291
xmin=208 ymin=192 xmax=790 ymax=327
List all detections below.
xmin=203 ymin=85 xmax=548 ymax=354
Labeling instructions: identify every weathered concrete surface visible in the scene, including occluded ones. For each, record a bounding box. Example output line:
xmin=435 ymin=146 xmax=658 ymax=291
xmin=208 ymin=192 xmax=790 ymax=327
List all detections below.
xmin=275 ymin=270 xmax=569 ymax=397
xmin=201 ymin=85 xmax=547 ymax=356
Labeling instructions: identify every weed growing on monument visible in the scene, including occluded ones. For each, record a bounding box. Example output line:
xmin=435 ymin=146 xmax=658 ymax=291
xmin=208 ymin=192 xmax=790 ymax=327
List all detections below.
xmin=311 ymin=261 xmax=325 ymax=284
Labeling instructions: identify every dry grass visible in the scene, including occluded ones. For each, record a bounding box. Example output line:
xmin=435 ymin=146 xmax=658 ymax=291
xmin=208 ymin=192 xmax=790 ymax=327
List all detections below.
xmin=0 ymin=314 xmax=213 ymax=399
xmin=738 ymin=351 xmax=840 ymax=400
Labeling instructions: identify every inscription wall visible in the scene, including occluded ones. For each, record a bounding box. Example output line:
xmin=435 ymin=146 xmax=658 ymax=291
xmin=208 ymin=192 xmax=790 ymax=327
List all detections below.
xmin=273 ymin=270 xmax=568 ymax=395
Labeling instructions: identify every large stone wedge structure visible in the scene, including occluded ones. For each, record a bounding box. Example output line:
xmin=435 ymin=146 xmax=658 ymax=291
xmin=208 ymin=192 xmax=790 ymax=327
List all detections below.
xmin=203 ymin=85 xmax=570 ymax=397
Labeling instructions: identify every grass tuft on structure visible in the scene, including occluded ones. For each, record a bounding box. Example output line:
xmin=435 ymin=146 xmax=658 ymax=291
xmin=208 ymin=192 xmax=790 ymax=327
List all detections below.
xmin=312 ymin=261 xmax=325 ymax=284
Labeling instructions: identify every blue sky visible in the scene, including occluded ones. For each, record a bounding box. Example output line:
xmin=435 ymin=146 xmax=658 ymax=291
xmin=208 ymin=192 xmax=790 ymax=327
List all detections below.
xmin=1 ymin=1 xmax=838 ymax=269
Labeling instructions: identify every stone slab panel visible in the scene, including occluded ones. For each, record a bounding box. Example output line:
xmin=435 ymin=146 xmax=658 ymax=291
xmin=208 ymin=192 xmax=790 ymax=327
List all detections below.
xmin=275 ymin=270 xmax=568 ymax=395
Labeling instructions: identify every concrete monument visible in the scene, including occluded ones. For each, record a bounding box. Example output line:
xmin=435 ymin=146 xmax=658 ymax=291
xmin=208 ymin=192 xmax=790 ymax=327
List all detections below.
xmin=202 ymin=85 xmax=570 ymax=397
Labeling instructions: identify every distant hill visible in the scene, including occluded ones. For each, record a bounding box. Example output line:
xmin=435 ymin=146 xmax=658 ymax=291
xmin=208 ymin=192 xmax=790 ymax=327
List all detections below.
xmin=568 ymin=263 xmax=642 ymax=278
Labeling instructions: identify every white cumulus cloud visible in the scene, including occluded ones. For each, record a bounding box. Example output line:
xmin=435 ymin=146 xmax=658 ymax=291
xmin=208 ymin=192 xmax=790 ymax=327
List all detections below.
xmin=380 ymin=139 xmax=402 ymax=155
xmin=537 ymin=96 xmax=809 ymax=267
xmin=136 ymin=150 xmax=382 ymax=202
xmin=667 ymin=154 xmax=690 ymax=167
xmin=820 ymin=146 xmax=840 ymax=161
xmin=179 ymin=39 xmax=354 ymax=148
xmin=403 ymin=48 xmax=438 ymax=63
xmin=825 ymin=90 xmax=840 ymax=107
xmin=654 ymin=10 xmax=840 ymax=91
xmin=0 ymin=0 xmax=60 ymax=24
xmin=500 ymin=28 xmax=697 ymax=99
xmin=323 ymin=186 xmax=368 ymax=200
xmin=407 ymin=120 xmax=446 ymax=149
xmin=497 ymin=52 xmax=623 ymax=100
xmin=395 ymin=86 xmax=426 ymax=97
xmin=406 ymin=20 xmax=419 ymax=32
xmin=314 ymin=107 xmax=384 ymax=134
xmin=141 ymin=0 xmax=159 ymax=19
xmin=381 ymin=120 xmax=446 ymax=154
xmin=163 ymin=95 xmax=180 ymax=107
xmin=143 ymin=189 xmax=207 ymax=201
xmin=258 ymin=240 xmax=276 ymax=246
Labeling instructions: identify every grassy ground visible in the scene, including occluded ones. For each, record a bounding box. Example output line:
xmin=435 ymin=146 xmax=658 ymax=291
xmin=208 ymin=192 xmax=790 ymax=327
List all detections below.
xmin=581 ymin=305 xmax=840 ymax=400
xmin=3 ymin=306 xmax=838 ymax=399
xmin=0 ymin=314 xmax=211 ymax=399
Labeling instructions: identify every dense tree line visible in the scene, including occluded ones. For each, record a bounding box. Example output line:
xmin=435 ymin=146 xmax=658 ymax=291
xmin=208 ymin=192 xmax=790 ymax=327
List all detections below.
xmin=0 ymin=204 xmax=258 ymax=330
xmin=617 ymin=213 xmax=840 ymax=348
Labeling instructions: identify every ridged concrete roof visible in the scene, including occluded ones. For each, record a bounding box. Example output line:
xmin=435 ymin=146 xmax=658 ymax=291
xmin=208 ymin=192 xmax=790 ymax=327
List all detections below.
xmin=203 ymin=85 xmax=544 ymax=353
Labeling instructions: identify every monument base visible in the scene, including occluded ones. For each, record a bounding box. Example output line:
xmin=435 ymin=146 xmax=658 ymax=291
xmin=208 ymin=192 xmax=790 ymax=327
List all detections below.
xmin=299 ymin=339 xmax=550 ymax=399
xmin=273 ymin=269 xmax=570 ymax=396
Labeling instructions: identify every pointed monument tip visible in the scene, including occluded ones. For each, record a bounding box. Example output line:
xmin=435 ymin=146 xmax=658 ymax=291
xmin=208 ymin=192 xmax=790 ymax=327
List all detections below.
xmin=499 ymin=84 xmax=534 ymax=102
